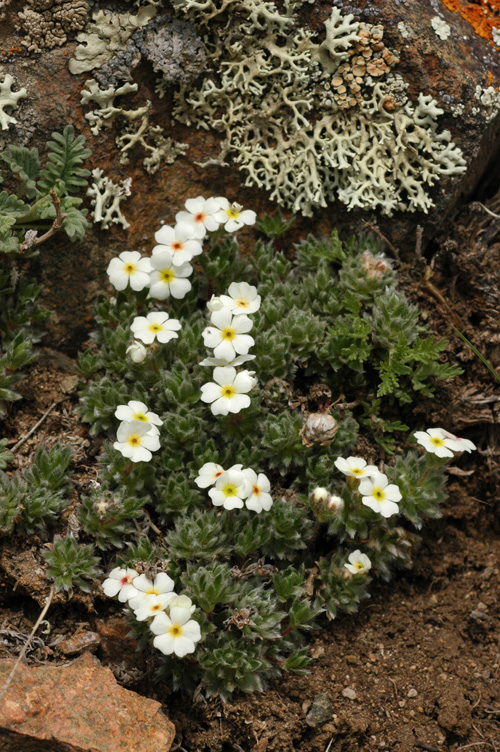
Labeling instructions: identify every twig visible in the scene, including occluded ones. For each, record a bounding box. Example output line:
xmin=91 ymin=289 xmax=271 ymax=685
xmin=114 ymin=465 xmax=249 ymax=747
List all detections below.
xmin=11 ymin=398 xmax=64 ymax=453
xmin=421 ymin=267 xmax=465 ymax=330
xmin=415 ymin=225 xmax=423 ymax=260
xmin=0 ymin=586 xmax=55 ymax=702
xmin=473 ymin=201 xmax=500 ymax=220
xmin=18 ymin=190 xmax=68 ymax=254
xmin=362 ymin=220 xmax=401 ymax=263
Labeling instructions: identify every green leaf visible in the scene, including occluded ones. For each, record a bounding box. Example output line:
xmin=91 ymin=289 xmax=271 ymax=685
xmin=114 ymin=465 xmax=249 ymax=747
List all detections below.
xmin=1 ymin=145 xmax=40 ymax=198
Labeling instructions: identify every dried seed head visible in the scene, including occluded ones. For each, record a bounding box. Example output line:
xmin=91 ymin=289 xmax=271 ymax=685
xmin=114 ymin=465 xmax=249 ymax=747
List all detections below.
xmin=300 ymin=413 xmax=339 ymax=447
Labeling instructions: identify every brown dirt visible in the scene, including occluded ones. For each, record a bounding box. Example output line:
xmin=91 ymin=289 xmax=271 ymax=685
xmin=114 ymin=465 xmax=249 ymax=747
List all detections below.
xmin=2 ymin=196 xmax=500 ymax=752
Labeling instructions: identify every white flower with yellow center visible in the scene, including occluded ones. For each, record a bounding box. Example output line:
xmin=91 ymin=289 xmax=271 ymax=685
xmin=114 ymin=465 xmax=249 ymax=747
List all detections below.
xmin=131 ymin=311 xmax=181 ymax=344
xmin=126 ymin=341 xmax=148 ymax=363
xmin=133 ymin=592 xmax=177 ymax=621
xmin=208 ymin=468 xmax=251 ymax=510
xmin=195 ymin=462 xmax=225 ymax=488
xmin=358 ymin=472 xmax=402 ymax=518
xmin=150 ymin=608 xmax=201 ymax=657
xmin=214 ymin=198 xmax=257 ymax=232
xmin=115 ymin=400 xmax=162 ymax=436
xmin=200 ymin=366 xmax=257 ymax=416
xmin=113 ymin=420 xmax=161 ymax=462
xmin=102 ymin=567 xmax=139 ymax=602
xmin=175 ymin=196 xmax=222 ymax=238
xmin=153 ymin=223 xmax=202 ymax=266
xmin=128 ymin=572 xmax=175 ymax=611
xmin=106 ymin=251 xmax=152 ymax=291
xmin=202 ymin=308 xmax=254 ymax=363
xmin=414 ymin=428 xmax=459 ymax=458
xmin=243 ymin=469 xmax=273 ymax=513
xmin=344 ymin=550 xmax=372 ymax=575
xmin=149 ymin=250 xmax=193 ymax=300
xmin=219 ymin=282 xmax=261 ymax=316
xmin=334 ymin=456 xmax=378 ymax=479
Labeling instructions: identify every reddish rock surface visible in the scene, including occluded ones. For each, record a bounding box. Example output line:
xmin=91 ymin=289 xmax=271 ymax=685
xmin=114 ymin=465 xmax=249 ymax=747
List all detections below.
xmin=0 ymin=652 xmax=175 ymax=752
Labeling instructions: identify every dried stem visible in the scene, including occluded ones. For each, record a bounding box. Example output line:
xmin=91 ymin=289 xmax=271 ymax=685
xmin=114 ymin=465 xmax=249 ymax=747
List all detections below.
xmin=10 ymin=398 xmax=65 ymax=453
xmin=18 ymin=190 xmax=68 ymax=253
xmin=362 ymin=220 xmax=401 ymax=263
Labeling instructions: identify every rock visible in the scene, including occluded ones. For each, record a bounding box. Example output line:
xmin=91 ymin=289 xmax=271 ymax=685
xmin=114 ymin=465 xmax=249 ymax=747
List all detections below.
xmin=0 ymin=652 xmax=175 ymax=752
xmin=341 ymin=687 xmax=357 ymax=700
xmin=305 ymin=693 xmax=334 ymax=727
xmin=407 ymin=688 xmax=418 ymax=698
xmin=57 ymin=630 xmax=100 ymax=656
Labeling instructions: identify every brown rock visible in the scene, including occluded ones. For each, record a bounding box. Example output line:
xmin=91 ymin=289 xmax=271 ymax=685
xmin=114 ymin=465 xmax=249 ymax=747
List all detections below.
xmin=0 ymin=652 xmax=175 ymax=752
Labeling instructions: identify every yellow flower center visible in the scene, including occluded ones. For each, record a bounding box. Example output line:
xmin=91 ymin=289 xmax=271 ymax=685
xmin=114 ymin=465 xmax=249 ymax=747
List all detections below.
xmin=127 ymin=434 xmax=141 ymax=446
xmin=430 ymin=437 xmax=445 ymax=447
xmin=146 ymin=587 xmax=159 ymax=595
xmin=351 ymin=467 xmax=363 ymax=476
xmin=151 ymin=604 xmax=162 ymax=612
xmin=133 ymin=412 xmax=148 ymax=422
xmin=124 ymin=263 xmax=136 ymax=274
xmin=169 ymin=624 xmax=182 ymax=637
xmin=222 ymin=326 xmax=236 ymax=340
xmin=222 ymin=483 xmax=237 ymax=497
xmin=235 ymin=298 xmax=249 ymax=309
xmin=354 ymin=561 xmax=364 ymax=571
xmin=226 ymin=208 xmax=240 ymax=219
xmin=160 ymin=269 xmax=174 ymax=283
xmin=221 ymin=385 xmax=235 ymax=398
xmin=148 ymin=323 xmax=162 ymax=333
xmin=252 ymin=484 xmax=260 ymax=495
xmin=372 ymin=487 xmax=385 ymax=501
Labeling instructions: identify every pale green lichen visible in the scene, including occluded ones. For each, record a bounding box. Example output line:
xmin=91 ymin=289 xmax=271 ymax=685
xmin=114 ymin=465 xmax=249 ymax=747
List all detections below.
xmin=171 ymin=2 xmax=466 ymax=216
xmin=0 ymin=73 xmax=27 ymax=130
xmin=87 ymin=168 xmax=131 ymax=229
xmin=80 ymin=79 xmax=140 ymax=135
xmin=116 ymin=110 xmax=188 ymax=174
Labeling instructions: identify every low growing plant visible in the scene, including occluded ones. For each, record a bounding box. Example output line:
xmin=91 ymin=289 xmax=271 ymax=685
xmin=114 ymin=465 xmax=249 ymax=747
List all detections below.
xmin=74 ymin=198 xmax=470 ymax=699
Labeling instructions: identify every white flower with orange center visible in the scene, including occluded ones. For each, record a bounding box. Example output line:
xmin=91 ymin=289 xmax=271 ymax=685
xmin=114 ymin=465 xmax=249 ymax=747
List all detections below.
xmin=131 ymin=311 xmax=181 ymax=344
xmin=344 ymin=550 xmax=372 ymax=575
xmin=195 ymin=462 xmax=225 ymax=488
xmin=106 ymin=251 xmax=152 ymax=291
xmin=214 ymin=198 xmax=257 ymax=232
xmin=149 ymin=250 xmax=193 ymax=300
xmin=358 ymin=472 xmax=402 ymax=518
xmin=202 ymin=308 xmax=254 ymax=363
xmin=208 ymin=468 xmax=251 ymax=510
xmin=334 ymin=456 xmax=378 ymax=479
xmin=200 ymin=366 xmax=257 ymax=416
xmin=102 ymin=567 xmax=139 ymax=602
xmin=175 ymin=196 xmax=222 ymax=238
xmin=153 ymin=223 xmax=202 ymax=266
xmin=150 ymin=607 xmax=201 ymax=657
xmin=133 ymin=592 xmax=177 ymax=621
xmin=128 ymin=572 xmax=175 ymax=611
xmin=243 ymin=469 xmax=273 ymax=513
xmin=414 ymin=428 xmax=461 ymax=458
xmin=115 ymin=400 xmax=162 ymax=436
xmin=218 ymin=282 xmax=261 ymax=316
xmin=113 ymin=420 xmax=161 ymax=462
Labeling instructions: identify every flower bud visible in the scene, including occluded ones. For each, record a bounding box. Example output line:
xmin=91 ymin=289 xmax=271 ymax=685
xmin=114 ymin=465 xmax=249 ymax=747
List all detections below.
xmin=311 ymin=487 xmax=330 ymax=504
xmin=207 ymin=295 xmax=224 ymax=312
xmin=326 ymin=494 xmax=344 ymax=513
xmin=300 ymin=412 xmax=339 ymax=446
xmin=126 ymin=341 xmax=147 ymax=363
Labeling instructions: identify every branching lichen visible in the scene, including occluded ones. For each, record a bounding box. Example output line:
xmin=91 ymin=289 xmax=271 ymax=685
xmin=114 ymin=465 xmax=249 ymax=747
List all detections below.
xmin=87 ymin=168 xmax=131 ymax=229
xmin=0 ymin=74 xmax=27 ymax=130
xmin=116 ymin=111 xmax=188 ymax=174
xmin=80 ymin=79 xmax=139 ymax=135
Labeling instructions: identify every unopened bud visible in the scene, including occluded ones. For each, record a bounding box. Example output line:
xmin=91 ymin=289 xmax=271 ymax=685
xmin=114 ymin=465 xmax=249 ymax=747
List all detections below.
xmin=326 ymin=494 xmax=344 ymax=513
xmin=126 ymin=340 xmax=147 ymax=363
xmin=311 ymin=486 xmax=330 ymax=503
xmin=300 ymin=412 xmax=339 ymax=447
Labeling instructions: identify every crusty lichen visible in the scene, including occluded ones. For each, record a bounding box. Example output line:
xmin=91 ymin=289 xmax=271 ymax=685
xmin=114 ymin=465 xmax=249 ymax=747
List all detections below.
xmin=87 ymin=168 xmax=132 ymax=230
xmin=0 ymin=73 xmax=27 ymax=130
xmin=17 ymin=0 xmax=88 ymax=53
xmin=171 ymin=2 xmax=466 ymax=216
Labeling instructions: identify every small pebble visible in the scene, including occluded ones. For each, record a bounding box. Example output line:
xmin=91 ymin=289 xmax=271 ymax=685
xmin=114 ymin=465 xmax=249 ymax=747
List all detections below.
xmin=342 ymin=687 xmax=357 ymax=700
xmin=407 ymin=688 xmax=418 ymax=698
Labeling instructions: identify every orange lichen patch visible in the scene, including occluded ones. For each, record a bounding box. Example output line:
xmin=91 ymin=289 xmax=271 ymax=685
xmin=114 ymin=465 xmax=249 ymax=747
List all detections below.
xmin=441 ymin=0 xmax=500 ymax=45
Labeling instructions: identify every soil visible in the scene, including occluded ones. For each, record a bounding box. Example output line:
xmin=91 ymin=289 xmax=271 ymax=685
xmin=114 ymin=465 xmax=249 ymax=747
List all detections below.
xmin=1 ymin=189 xmax=500 ymax=752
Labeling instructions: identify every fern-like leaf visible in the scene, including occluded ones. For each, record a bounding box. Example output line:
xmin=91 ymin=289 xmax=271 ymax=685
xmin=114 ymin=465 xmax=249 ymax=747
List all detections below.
xmin=38 ymin=126 xmax=91 ymax=195
xmin=1 ymin=146 xmax=40 ymax=198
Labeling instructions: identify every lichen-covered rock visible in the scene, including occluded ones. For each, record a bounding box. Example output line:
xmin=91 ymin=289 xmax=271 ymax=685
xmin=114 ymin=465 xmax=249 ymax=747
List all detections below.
xmin=17 ymin=0 xmax=89 ymax=53
xmin=0 ymin=652 xmax=175 ymax=752
xmin=0 ymin=74 xmax=27 ymax=130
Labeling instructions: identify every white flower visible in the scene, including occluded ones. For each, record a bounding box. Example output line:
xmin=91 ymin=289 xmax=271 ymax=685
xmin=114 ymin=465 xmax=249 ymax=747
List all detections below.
xmin=148 ymin=250 xmax=193 ymax=300
xmin=131 ymin=312 xmax=181 ymax=344
xmin=168 ymin=594 xmax=196 ymax=617
xmin=106 ymin=251 xmax=152 ymax=292
xmin=207 ymin=295 xmax=225 ymax=313
xmin=114 ymin=400 xmax=162 ymax=436
xmin=199 ymin=354 xmax=256 ymax=368
xmin=439 ymin=429 xmax=476 ymax=453
xmin=102 ymin=567 xmax=139 ymax=602
xmin=200 ymin=366 xmax=257 ymax=416
xmin=133 ymin=592 xmax=177 ymax=621
xmin=334 ymin=456 xmax=378 ymax=479
xmin=175 ymin=196 xmax=222 ymax=238
xmin=413 ymin=428 xmax=454 ymax=458
xmin=195 ymin=462 xmax=225 ymax=488
xmin=344 ymin=550 xmax=372 ymax=575
xmin=128 ymin=572 xmax=176 ymax=611
xmin=243 ymin=469 xmax=273 ymax=513
xmin=218 ymin=282 xmax=261 ymax=316
xmin=202 ymin=309 xmax=254 ymax=363
xmin=126 ymin=341 xmax=148 ymax=363
xmin=208 ymin=468 xmax=251 ymax=510
xmin=214 ymin=198 xmax=257 ymax=232
xmin=358 ymin=472 xmax=402 ymax=518
xmin=153 ymin=223 xmax=203 ymax=266
xmin=150 ymin=609 xmax=201 ymax=657
xmin=113 ymin=420 xmax=161 ymax=462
